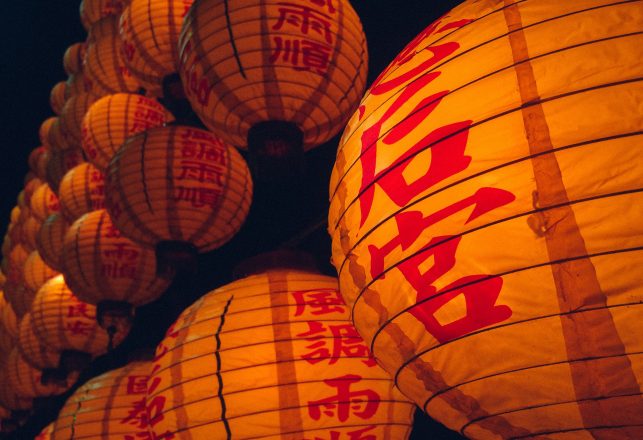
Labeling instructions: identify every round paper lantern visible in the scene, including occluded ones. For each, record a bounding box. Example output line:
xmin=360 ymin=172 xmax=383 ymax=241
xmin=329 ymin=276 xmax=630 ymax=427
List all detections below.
xmin=65 ymin=71 xmax=96 ymax=99
xmin=119 ymin=0 xmax=194 ymax=94
xmin=18 ymin=313 xmax=61 ymax=370
xmin=81 ymin=93 xmax=173 ymax=171
xmin=63 ymin=42 xmax=86 ymax=75
xmin=44 ymin=118 xmax=74 ymax=152
xmin=148 ymin=268 xmax=414 ymax=438
xmin=49 ymin=81 xmax=67 ymax=115
xmin=28 ymin=147 xmax=48 ymax=181
xmin=0 ymin=380 xmax=31 ymax=412
xmin=36 ymin=214 xmax=69 ymax=272
xmin=61 ymin=209 xmax=172 ymax=332
xmin=23 ymin=251 xmax=59 ymax=294
xmin=45 ymin=148 xmax=86 ymax=194
xmin=30 ymin=184 xmax=60 ymax=223
xmin=328 ymin=1 xmax=643 ymax=438
xmin=20 ymin=215 xmax=42 ymax=251
xmin=80 ymin=0 xmax=126 ymax=30
xmin=3 ymin=348 xmax=72 ymax=399
xmin=58 ymin=163 xmax=105 ymax=221
xmin=0 ymin=292 xmax=18 ymax=353
xmin=30 ymin=275 xmax=128 ymax=369
xmin=39 ymin=118 xmax=56 ymax=148
xmin=60 ymin=94 xmax=99 ymax=147
xmin=105 ymin=125 xmax=252 ymax=259
xmin=178 ymin=0 xmax=368 ymax=153
xmin=49 ymin=361 xmax=151 ymax=439
xmin=4 ymin=283 xmax=36 ymax=319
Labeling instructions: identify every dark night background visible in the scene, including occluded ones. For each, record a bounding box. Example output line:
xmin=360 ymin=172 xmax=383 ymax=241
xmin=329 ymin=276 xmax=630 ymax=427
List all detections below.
xmin=0 ymin=1 xmax=465 ymax=438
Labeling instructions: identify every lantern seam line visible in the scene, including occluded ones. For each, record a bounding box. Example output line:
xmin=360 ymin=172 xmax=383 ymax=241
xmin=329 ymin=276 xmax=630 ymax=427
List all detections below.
xmin=214 ymin=294 xmax=234 ymax=439
xmin=223 ymin=0 xmax=246 ymax=79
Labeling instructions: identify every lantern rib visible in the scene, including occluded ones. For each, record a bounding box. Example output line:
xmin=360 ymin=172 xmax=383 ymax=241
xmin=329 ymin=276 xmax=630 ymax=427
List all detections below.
xmin=213 ymin=294 xmax=234 ymax=438
xmin=223 ymin=0 xmax=246 ymax=79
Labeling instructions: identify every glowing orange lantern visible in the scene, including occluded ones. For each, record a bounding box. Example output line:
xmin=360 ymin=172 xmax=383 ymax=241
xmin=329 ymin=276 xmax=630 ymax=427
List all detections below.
xmin=148 ymin=268 xmax=414 ymax=438
xmin=18 ymin=313 xmax=61 ymax=371
xmin=61 ymin=209 xmax=172 ymax=332
xmin=80 ymin=0 xmax=126 ymax=30
xmin=28 ymin=147 xmax=48 ymax=181
xmin=328 ymin=1 xmax=643 ymax=437
xmin=35 ymin=214 xmax=69 ymax=272
xmin=48 ymin=361 xmax=152 ymax=439
xmin=23 ymin=251 xmax=59 ymax=294
xmin=20 ymin=215 xmax=42 ymax=252
xmin=0 ymin=292 xmax=18 ymax=353
xmin=65 ymin=71 xmax=96 ymax=99
xmin=58 ymin=163 xmax=105 ymax=221
xmin=81 ymin=93 xmax=173 ymax=171
xmin=63 ymin=42 xmax=86 ymax=75
xmin=30 ymin=184 xmax=60 ymax=223
xmin=105 ymin=125 xmax=252 ymax=265
xmin=45 ymin=148 xmax=86 ymax=194
xmin=0 ymin=381 xmax=31 ymax=412
xmin=178 ymin=0 xmax=368 ymax=158
xmin=49 ymin=82 xmax=67 ymax=115
xmin=35 ymin=423 xmax=53 ymax=440
xmin=38 ymin=118 xmax=56 ymax=148
xmin=2 ymin=348 xmax=72 ymax=399
xmin=4 ymin=283 xmax=36 ymax=319
xmin=119 ymin=0 xmax=194 ymax=95
xmin=60 ymin=94 xmax=99 ymax=147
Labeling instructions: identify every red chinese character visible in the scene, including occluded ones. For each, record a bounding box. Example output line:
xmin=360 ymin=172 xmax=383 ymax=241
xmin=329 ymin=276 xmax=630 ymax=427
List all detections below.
xmin=180 ymin=142 xmax=226 ymax=165
xmin=308 ymin=375 xmax=380 ymax=422
xmin=292 ymin=289 xmax=346 ymax=317
xmin=65 ymin=320 xmax=93 ymax=336
xmin=126 ymin=375 xmax=149 ymax=395
xmin=307 ymin=0 xmax=335 ymax=14
xmin=174 ymin=185 xmax=222 ymax=208
xmin=273 ymin=3 xmax=333 ymax=43
xmin=176 ymin=159 xmax=225 ymax=184
xmin=121 ymin=397 xmax=148 ymax=430
xmin=270 ymin=37 xmax=331 ymax=74
xmin=297 ymin=321 xmax=376 ymax=367
xmin=67 ymin=302 xmax=93 ymax=319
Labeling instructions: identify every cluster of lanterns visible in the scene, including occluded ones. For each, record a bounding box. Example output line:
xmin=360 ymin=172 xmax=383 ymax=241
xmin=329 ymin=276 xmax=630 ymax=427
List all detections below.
xmin=1 ymin=0 xmax=641 ymax=438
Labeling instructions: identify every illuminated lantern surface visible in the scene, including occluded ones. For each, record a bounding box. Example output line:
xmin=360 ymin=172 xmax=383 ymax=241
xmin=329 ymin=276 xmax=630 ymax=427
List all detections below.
xmin=61 ymin=209 xmax=172 ymax=307
xmin=35 ymin=423 xmax=54 ymax=440
xmin=50 ymin=361 xmax=151 ymax=439
xmin=178 ymin=0 xmax=368 ymax=151
xmin=23 ymin=251 xmax=59 ymax=294
xmin=105 ymin=125 xmax=252 ymax=253
xmin=30 ymin=183 xmax=60 ymax=222
xmin=63 ymin=42 xmax=86 ymax=75
xmin=119 ymin=0 xmax=194 ymax=95
xmin=39 ymin=118 xmax=57 ymax=148
xmin=58 ymin=162 xmax=105 ymax=221
xmin=45 ymin=118 xmax=73 ymax=152
xmin=3 ymin=348 xmax=71 ymax=399
xmin=18 ymin=313 xmax=61 ymax=370
xmin=28 ymin=146 xmax=48 ymax=181
xmin=148 ymin=269 xmax=414 ymax=438
xmin=80 ymin=0 xmax=126 ymax=30
xmin=81 ymin=93 xmax=173 ymax=171
xmin=0 ymin=379 xmax=31 ymax=412
xmin=36 ymin=214 xmax=70 ymax=272
xmin=0 ymin=292 xmax=18 ymax=353
xmin=60 ymin=94 xmax=99 ymax=147
xmin=45 ymin=148 xmax=86 ymax=195
xmin=50 ymin=81 xmax=67 ymax=115
xmin=20 ymin=214 xmax=41 ymax=252
xmin=65 ymin=71 xmax=95 ymax=100
xmin=328 ymin=1 xmax=643 ymax=438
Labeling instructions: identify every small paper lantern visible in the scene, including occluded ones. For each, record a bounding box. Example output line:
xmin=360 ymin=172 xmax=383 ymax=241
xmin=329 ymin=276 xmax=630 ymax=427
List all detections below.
xmin=0 ymin=292 xmax=18 ymax=353
xmin=20 ymin=215 xmax=41 ymax=251
xmin=49 ymin=362 xmax=152 ymax=439
xmin=30 ymin=184 xmax=60 ymax=223
xmin=58 ymin=163 xmax=105 ymax=221
xmin=49 ymin=82 xmax=67 ymax=115
xmin=23 ymin=251 xmax=59 ymax=294
xmin=0 ymin=379 xmax=31 ymax=412
xmin=105 ymin=125 xmax=252 ymax=260
xmin=38 ymin=118 xmax=56 ymax=148
xmin=45 ymin=118 xmax=74 ymax=152
xmin=3 ymin=348 xmax=71 ymax=399
xmin=4 ymin=282 xmax=36 ymax=319
xmin=119 ymin=0 xmax=194 ymax=94
xmin=61 ymin=209 xmax=172 ymax=332
xmin=81 ymin=93 xmax=173 ymax=171
xmin=328 ymin=1 xmax=643 ymax=437
xmin=45 ymin=148 xmax=86 ymax=194
xmin=80 ymin=0 xmax=126 ymax=31
xmin=63 ymin=42 xmax=86 ymax=75
xmin=36 ymin=214 xmax=69 ymax=272
xmin=60 ymin=94 xmax=99 ymax=147
xmin=28 ymin=146 xmax=48 ymax=181
xmin=178 ymin=0 xmax=368 ymax=153
xmin=148 ymin=269 xmax=414 ymax=438
xmin=65 ymin=71 xmax=96 ymax=99
xmin=18 ymin=313 xmax=61 ymax=370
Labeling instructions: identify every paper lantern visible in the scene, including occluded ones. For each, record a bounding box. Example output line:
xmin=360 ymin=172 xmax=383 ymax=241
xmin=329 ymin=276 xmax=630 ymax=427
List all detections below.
xmin=328 ymin=1 xmax=643 ymax=438
xmin=35 ymin=423 xmax=53 ymax=440
xmin=49 ymin=82 xmax=67 ymax=115
xmin=20 ymin=215 xmax=41 ymax=252
xmin=36 ymin=214 xmax=69 ymax=272
xmin=23 ymin=251 xmax=59 ymax=294
xmin=30 ymin=184 xmax=60 ymax=223
xmin=18 ymin=313 xmax=61 ymax=370
xmin=178 ymin=0 xmax=368 ymax=153
xmin=119 ymin=0 xmax=194 ymax=94
xmin=80 ymin=0 xmax=126 ymax=30
xmin=28 ymin=147 xmax=48 ymax=181
xmin=2 ymin=348 xmax=72 ymax=399
xmin=43 ymin=117 xmax=73 ymax=152
xmin=0 ymin=380 xmax=31 ymax=412
xmin=65 ymin=71 xmax=96 ymax=99
xmin=58 ymin=163 xmax=105 ymax=221
xmin=4 ymin=283 xmax=36 ymax=319
xmin=45 ymin=148 xmax=86 ymax=194
xmin=105 ymin=125 xmax=252 ymax=258
xmin=61 ymin=209 xmax=172 ymax=332
xmin=148 ymin=269 xmax=414 ymax=438
xmin=63 ymin=42 xmax=86 ymax=75
xmin=0 ymin=291 xmax=18 ymax=353
xmin=39 ymin=118 xmax=56 ymax=148
xmin=84 ymin=17 xmax=141 ymax=96
xmin=49 ymin=361 xmax=152 ymax=439
xmin=60 ymin=94 xmax=99 ymax=147
xmin=81 ymin=93 xmax=173 ymax=171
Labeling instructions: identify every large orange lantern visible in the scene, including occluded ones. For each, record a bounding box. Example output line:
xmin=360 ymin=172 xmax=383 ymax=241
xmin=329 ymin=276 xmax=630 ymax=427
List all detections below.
xmin=48 ymin=361 xmax=152 ymax=439
xmin=119 ymin=0 xmax=194 ymax=95
xmin=45 ymin=148 xmax=86 ymax=194
xmin=61 ymin=209 xmax=172 ymax=332
xmin=148 ymin=268 xmax=414 ymax=438
xmin=49 ymin=82 xmax=67 ymax=115
xmin=105 ymin=125 xmax=252 ymax=266
xmin=30 ymin=183 xmax=60 ymax=223
xmin=63 ymin=42 xmax=87 ymax=75
xmin=328 ymin=1 xmax=643 ymax=437
xmin=58 ymin=162 xmax=105 ymax=221
xmin=80 ymin=0 xmax=126 ymax=30
xmin=35 ymin=214 xmax=69 ymax=272
xmin=81 ymin=93 xmax=173 ymax=171
xmin=178 ymin=0 xmax=368 ymax=159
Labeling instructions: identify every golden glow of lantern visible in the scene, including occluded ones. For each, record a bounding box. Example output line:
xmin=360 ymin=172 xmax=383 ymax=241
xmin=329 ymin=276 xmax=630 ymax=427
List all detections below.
xmin=328 ymin=1 xmax=643 ymax=437
xmin=105 ymin=125 xmax=252 ymax=253
xmin=30 ymin=183 xmax=60 ymax=223
xmin=63 ymin=42 xmax=87 ymax=75
xmin=148 ymin=269 xmax=414 ymax=438
xmin=58 ymin=163 xmax=105 ymax=221
xmin=18 ymin=313 xmax=61 ymax=370
xmin=3 ymin=348 xmax=72 ymax=399
xmin=45 ymin=148 xmax=86 ymax=195
xmin=36 ymin=214 xmax=69 ymax=272
xmin=178 ymin=0 xmax=368 ymax=151
xmin=60 ymin=94 xmax=99 ymax=147
xmin=81 ymin=93 xmax=173 ymax=171
xmin=23 ymin=251 xmax=59 ymax=294
xmin=80 ymin=0 xmax=126 ymax=31
xmin=49 ymin=82 xmax=68 ymax=115
xmin=49 ymin=361 xmax=152 ymax=439
xmin=119 ymin=0 xmax=194 ymax=94
xmin=0 ymin=291 xmax=18 ymax=353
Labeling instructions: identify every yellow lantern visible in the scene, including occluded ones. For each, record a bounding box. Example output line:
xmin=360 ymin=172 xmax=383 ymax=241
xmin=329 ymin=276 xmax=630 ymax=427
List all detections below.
xmin=18 ymin=313 xmax=61 ymax=371
xmin=328 ymin=1 xmax=643 ymax=437
xmin=35 ymin=214 xmax=69 ymax=272
xmin=49 ymin=361 xmax=152 ymax=439
xmin=105 ymin=125 xmax=252 ymax=264
xmin=2 ymin=348 xmax=72 ymax=399
xmin=61 ymin=209 xmax=172 ymax=332
xmin=63 ymin=42 xmax=86 ymax=76
xmin=178 ymin=0 xmax=368 ymax=155
xmin=148 ymin=268 xmax=414 ymax=438
xmin=119 ymin=0 xmax=194 ymax=95
xmin=49 ymin=82 xmax=67 ymax=115
xmin=30 ymin=183 xmax=60 ymax=223
xmin=23 ymin=251 xmax=59 ymax=295
xmin=60 ymin=94 xmax=99 ymax=147
xmin=81 ymin=93 xmax=173 ymax=171
xmin=45 ymin=148 xmax=86 ymax=195
xmin=80 ymin=0 xmax=126 ymax=31
xmin=58 ymin=163 xmax=105 ymax=221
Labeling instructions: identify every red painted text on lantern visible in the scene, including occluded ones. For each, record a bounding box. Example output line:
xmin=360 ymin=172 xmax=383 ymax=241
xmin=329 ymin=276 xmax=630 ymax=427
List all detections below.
xmin=270 ymin=37 xmax=332 ymax=74
xmin=273 ymin=3 xmax=333 ymax=43
xmin=305 ymin=425 xmax=377 ymax=440
xmin=292 ymin=288 xmax=346 ymax=316
xmin=173 ymin=186 xmax=222 ymax=208
xmin=126 ymin=375 xmax=149 ymax=395
xmin=308 ymin=375 xmax=379 ymax=422
xmin=102 ymin=242 xmax=140 ymax=280
xmin=67 ymin=301 xmax=93 ymax=319
xmin=180 ymin=40 xmax=211 ymax=106
xmin=297 ymin=321 xmax=377 ymax=367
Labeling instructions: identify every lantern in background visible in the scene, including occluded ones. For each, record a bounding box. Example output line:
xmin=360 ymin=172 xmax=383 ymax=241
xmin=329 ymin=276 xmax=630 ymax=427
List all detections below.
xmin=38 ymin=118 xmax=56 ymax=148
xmin=28 ymin=147 xmax=48 ymax=182
xmin=35 ymin=214 xmax=69 ymax=272
xmin=18 ymin=313 xmax=62 ymax=371
xmin=58 ymin=163 xmax=105 ymax=221
xmin=23 ymin=251 xmax=59 ymax=294
xmin=61 ymin=209 xmax=172 ymax=333
xmin=65 ymin=71 xmax=95 ymax=100
xmin=0 ymin=292 xmax=18 ymax=353
xmin=20 ymin=215 xmax=42 ymax=251
xmin=328 ymin=1 xmax=643 ymax=437
xmin=49 ymin=82 xmax=67 ymax=115
xmin=148 ymin=268 xmax=414 ymax=438
xmin=0 ymin=382 xmax=31 ymax=413
xmin=81 ymin=93 xmax=173 ymax=171
xmin=45 ymin=148 xmax=86 ymax=194
xmin=79 ymin=0 xmax=126 ymax=30
xmin=60 ymin=94 xmax=99 ymax=147
xmin=4 ymin=283 xmax=36 ymax=319
xmin=43 ymin=118 xmax=73 ymax=152
xmin=63 ymin=42 xmax=86 ymax=76
xmin=2 ymin=349 xmax=72 ymax=399
xmin=178 ymin=0 xmax=368 ymax=171
xmin=105 ymin=125 xmax=252 ymax=268
xmin=49 ymin=362 xmax=151 ymax=439
xmin=119 ymin=0 xmax=194 ymax=95
xmin=30 ymin=184 xmax=59 ymax=223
